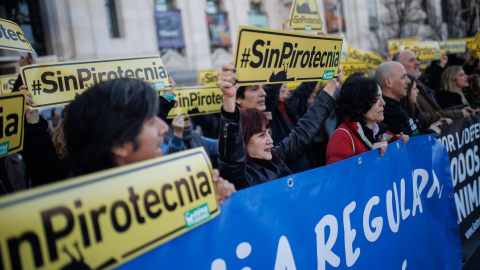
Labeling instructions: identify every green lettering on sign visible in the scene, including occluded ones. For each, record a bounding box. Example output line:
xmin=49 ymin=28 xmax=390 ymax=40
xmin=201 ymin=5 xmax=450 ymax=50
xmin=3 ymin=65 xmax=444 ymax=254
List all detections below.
xmin=0 ymin=141 xmax=9 ymax=157
xmin=184 ymin=203 xmax=210 ymax=228
xmin=150 ymin=82 xmax=165 ymax=91
xmin=322 ymin=70 xmax=335 ymax=80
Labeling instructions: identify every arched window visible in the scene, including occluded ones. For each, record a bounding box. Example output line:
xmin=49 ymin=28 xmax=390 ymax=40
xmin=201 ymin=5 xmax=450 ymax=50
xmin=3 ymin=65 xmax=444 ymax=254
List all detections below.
xmin=154 ymin=0 xmax=184 ymax=54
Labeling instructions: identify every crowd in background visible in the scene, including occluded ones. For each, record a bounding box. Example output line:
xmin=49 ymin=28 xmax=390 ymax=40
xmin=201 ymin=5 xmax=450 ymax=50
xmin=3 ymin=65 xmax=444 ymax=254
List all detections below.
xmin=1 ymin=24 xmax=480 ymax=200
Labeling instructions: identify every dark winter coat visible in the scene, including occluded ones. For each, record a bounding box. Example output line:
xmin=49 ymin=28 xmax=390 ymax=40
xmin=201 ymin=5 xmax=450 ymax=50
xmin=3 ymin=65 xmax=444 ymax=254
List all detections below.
xmin=218 ymin=91 xmax=335 ymax=190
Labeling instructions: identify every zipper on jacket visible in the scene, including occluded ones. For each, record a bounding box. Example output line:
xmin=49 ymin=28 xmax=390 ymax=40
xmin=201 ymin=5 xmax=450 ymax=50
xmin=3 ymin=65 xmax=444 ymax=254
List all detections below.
xmin=223 ymin=122 xmax=229 ymax=157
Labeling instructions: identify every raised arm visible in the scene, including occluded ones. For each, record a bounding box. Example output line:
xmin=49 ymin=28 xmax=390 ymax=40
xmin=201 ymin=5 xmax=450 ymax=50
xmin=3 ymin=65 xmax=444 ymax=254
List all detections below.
xmin=216 ymin=64 xmax=250 ymax=189
xmin=274 ymin=71 xmax=340 ymax=165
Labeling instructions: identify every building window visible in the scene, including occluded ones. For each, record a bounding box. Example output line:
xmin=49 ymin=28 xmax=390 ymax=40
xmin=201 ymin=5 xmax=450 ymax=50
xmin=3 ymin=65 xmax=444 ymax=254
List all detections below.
xmin=367 ymin=0 xmax=378 ymax=29
xmin=206 ymin=1 xmax=231 ymax=50
xmin=206 ymin=0 xmax=220 ymax=15
xmin=155 ymin=0 xmax=174 ymax=12
xmin=105 ymin=0 xmax=120 ymax=38
xmin=249 ymin=2 xmax=269 ymax=28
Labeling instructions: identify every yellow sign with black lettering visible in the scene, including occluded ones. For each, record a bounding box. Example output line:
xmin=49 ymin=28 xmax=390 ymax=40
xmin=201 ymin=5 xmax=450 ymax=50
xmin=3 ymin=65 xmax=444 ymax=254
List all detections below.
xmin=438 ymin=40 xmax=466 ymax=54
xmin=346 ymin=46 xmax=385 ymax=70
xmin=340 ymin=62 xmax=368 ymax=80
xmin=0 ymin=74 xmax=18 ymax=94
xmin=0 ymin=148 xmax=219 ymax=270
xmin=0 ymin=91 xmax=25 ymax=157
xmin=287 ymin=81 xmax=302 ymax=91
xmin=167 ymin=86 xmax=223 ymax=118
xmin=197 ymin=69 xmax=220 ymax=86
xmin=20 ymin=55 xmax=170 ymax=109
xmin=234 ymin=26 xmax=342 ymax=86
xmin=398 ymin=41 xmax=441 ymax=62
xmin=288 ymin=0 xmax=323 ymax=31
xmin=387 ymin=37 xmax=420 ymax=55
xmin=0 ymin=18 xmax=35 ymax=53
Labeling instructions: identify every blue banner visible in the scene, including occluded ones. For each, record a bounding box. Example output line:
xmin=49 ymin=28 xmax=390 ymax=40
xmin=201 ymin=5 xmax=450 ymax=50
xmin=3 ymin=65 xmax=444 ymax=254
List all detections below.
xmin=118 ymin=135 xmax=462 ymax=269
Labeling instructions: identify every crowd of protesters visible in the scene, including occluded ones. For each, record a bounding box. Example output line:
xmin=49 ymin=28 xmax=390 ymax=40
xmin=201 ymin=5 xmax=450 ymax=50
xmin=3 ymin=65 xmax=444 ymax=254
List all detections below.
xmin=1 ymin=25 xmax=480 ymax=201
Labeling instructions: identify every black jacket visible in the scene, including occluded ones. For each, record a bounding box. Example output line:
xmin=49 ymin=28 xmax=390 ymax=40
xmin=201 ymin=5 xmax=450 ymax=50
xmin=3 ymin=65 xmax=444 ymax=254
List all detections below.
xmin=436 ymin=90 xmax=467 ymax=110
xmin=218 ymin=91 xmax=335 ymax=190
xmin=382 ymin=95 xmax=419 ymax=136
xmin=264 ymin=82 xmax=317 ymax=172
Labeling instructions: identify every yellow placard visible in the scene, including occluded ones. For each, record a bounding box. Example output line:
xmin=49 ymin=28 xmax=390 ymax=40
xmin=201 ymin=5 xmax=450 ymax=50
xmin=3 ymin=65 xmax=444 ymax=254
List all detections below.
xmin=287 ymin=81 xmax=302 ymax=91
xmin=288 ymin=0 xmax=323 ymax=31
xmin=197 ymin=69 xmax=220 ymax=86
xmin=387 ymin=37 xmax=420 ymax=55
xmin=340 ymin=62 xmax=368 ymax=81
xmin=438 ymin=40 xmax=466 ymax=54
xmin=398 ymin=41 xmax=441 ymax=62
xmin=20 ymin=55 xmax=170 ymax=109
xmin=0 ymin=18 xmax=34 ymax=53
xmin=0 ymin=91 xmax=25 ymax=157
xmin=234 ymin=26 xmax=343 ymax=86
xmin=346 ymin=46 xmax=385 ymax=70
xmin=167 ymin=86 xmax=223 ymax=118
xmin=0 ymin=147 xmax=218 ymax=270
xmin=0 ymin=74 xmax=18 ymax=94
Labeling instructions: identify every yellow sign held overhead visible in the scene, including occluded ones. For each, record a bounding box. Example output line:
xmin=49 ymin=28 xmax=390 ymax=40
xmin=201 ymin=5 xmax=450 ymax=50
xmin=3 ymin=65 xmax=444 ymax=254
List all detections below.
xmin=346 ymin=46 xmax=385 ymax=70
xmin=288 ymin=0 xmax=323 ymax=31
xmin=166 ymin=86 xmax=223 ymax=118
xmin=0 ymin=148 xmax=219 ymax=270
xmin=287 ymin=81 xmax=302 ymax=91
xmin=20 ymin=55 xmax=170 ymax=109
xmin=234 ymin=26 xmax=343 ymax=86
xmin=0 ymin=18 xmax=35 ymax=54
xmin=197 ymin=69 xmax=220 ymax=86
xmin=438 ymin=40 xmax=466 ymax=54
xmin=0 ymin=74 xmax=18 ymax=94
xmin=387 ymin=37 xmax=420 ymax=55
xmin=0 ymin=91 xmax=25 ymax=157
xmin=340 ymin=62 xmax=369 ymax=81
xmin=398 ymin=41 xmax=441 ymax=62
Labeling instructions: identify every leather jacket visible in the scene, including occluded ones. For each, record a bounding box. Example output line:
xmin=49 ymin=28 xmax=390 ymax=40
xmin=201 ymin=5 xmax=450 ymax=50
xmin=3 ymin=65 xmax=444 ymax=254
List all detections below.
xmin=218 ymin=91 xmax=335 ymax=190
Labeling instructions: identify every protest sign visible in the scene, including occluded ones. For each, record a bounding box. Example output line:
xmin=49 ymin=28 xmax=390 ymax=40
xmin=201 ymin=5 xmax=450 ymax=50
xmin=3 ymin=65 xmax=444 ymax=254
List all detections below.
xmin=118 ymin=135 xmax=463 ymax=269
xmin=438 ymin=40 xmax=467 ymax=54
xmin=0 ymin=91 xmax=25 ymax=157
xmin=398 ymin=41 xmax=442 ymax=62
xmin=0 ymin=148 xmax=218 ymax=270
xmin=288 ymin=0 xmax=323 ymax=31
xmin=0 ymin=74 xmax=18 ymax=94
xmin=387 ymin=37 xmax=420 ymax=55
xmin=339 ymin=62 xmax=368 ymax=80
xmin=20 ymin=55 xmax=170 ymax=109
xmin=437 ymin=116 xmax=480 ymax=265
xmin=346 ymin=46 xmax=385 ymax=70
xmin=0 ymin=18 xmax=35 ymax=54
xmin=197 ymin=69 xmax=220 ymax=86
xmin=166 ymin=86 xmax=223 ymax=118
xmin=234 ymin=26 xmax=342 ymax=86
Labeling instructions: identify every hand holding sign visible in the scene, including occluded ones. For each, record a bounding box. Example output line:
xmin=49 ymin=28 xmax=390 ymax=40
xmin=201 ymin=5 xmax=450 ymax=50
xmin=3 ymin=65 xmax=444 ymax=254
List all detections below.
xmin=217 ymin=63 xmax=238 ymax=114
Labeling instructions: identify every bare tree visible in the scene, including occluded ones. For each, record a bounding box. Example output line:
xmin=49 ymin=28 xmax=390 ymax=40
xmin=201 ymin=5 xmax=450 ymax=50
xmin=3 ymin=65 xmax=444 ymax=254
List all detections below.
xmin=380 ymin=0 xmax=426 ymax=39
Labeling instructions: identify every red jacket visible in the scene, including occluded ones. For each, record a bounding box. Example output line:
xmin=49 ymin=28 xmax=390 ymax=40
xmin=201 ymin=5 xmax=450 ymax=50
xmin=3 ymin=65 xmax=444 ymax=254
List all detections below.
xmin=326 ymin=119 xmax=398 ymax=165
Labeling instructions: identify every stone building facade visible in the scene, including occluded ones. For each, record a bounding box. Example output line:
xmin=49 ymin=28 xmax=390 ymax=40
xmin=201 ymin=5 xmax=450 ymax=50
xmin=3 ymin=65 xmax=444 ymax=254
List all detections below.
xmin=0 ymin=0 xmax=449 ymax=84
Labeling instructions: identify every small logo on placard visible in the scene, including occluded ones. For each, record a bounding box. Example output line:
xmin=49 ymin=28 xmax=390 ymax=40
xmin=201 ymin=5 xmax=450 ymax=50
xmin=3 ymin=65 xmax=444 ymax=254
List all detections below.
xmin=0 ymin=141 xmax=9 ymax=157
xmin=150 ymin=82 xmax=165 ymax=90
xmin=184 ymin=203 xmax=210 ymax=228
xmin=305 ymin=25 xmax=312 ymax=31
xmin=322 ymin=70 xmax=335 ymax=80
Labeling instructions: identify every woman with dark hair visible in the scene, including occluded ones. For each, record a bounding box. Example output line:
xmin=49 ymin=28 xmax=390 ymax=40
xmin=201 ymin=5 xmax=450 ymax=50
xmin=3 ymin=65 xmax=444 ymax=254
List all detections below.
xmin=216 ymin=63 xmax=341 ymax=190
xmin=400 ymin=74 xmax=451 ymax=135
xmin=326 ymin=77 xmax=408 ymax=165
